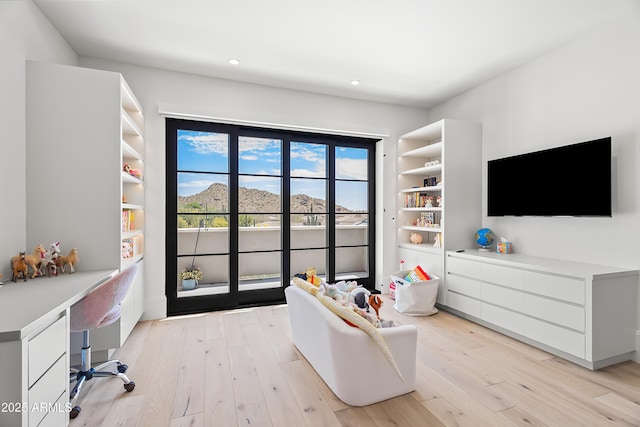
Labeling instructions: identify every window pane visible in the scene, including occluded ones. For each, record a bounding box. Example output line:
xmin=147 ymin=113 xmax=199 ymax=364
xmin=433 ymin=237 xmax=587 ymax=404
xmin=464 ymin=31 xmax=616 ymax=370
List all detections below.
xmin=336 ymin=180 xmax=367 ymax=212
xmin=239 ymin=215 xmax=281 ymax=251
xmin=291 ymin=249 xmax=326 ymax=280
xmin=336 ymin=214 xmax=368 ymax=246
xmin=239 ymin=176 xmax=281 ymax=213
xmin=291 ymin=142 xmax=326 ymax=178
xmin=239 ymin=136 xmax=282 ymax=175
xmin=290 ymin=178 xmax=326 ymax=213
xmin=335 ymin=247 xmax=368 ymax=280
xmin=177 ymin=254 xmax=229 ymax=297
xmin=178 ymin=130 xmax=228 ymax=173
xmin=178 ymin=220 xmax=228 ymax=255
xmin=178 ymin=173 xmax=228 ymax=214
xmin=239 ymin=252 xmax=282 ymax=290
xmin=291 ymin=220 xmax=326 ymax=249
xmin=336 ymin=146 xmax=368 ymax=180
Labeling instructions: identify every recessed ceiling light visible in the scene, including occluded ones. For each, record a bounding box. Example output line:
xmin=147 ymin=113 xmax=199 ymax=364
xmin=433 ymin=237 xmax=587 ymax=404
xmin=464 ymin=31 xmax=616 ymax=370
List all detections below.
xmin=229 ymin=59 xmax=240 ymax=65
xmin=351 ymin=80 xmax=361 ymax=86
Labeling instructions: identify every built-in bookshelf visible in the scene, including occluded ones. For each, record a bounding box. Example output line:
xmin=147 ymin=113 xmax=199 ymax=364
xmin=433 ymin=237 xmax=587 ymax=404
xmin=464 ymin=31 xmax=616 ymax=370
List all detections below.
xmin=26 ymin=61 xmax=145 ymax=361
xmin=396 ymin=119 xmax=481 ymax=304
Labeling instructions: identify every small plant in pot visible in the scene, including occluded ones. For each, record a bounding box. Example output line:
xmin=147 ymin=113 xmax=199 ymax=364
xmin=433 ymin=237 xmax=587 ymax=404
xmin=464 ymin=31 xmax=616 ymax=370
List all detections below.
xmin=179 ymin=267 xmax=202 ymax=290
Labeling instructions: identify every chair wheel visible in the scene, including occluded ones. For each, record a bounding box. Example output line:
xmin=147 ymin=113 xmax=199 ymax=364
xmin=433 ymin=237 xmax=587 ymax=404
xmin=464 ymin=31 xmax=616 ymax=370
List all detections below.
xmin=70 ymin=406 xmax=81 ymax=419
xmin=117 ymin=363 xmax=128 ymax=373
xmin=124 ymin=381 xmax=135 ymax=392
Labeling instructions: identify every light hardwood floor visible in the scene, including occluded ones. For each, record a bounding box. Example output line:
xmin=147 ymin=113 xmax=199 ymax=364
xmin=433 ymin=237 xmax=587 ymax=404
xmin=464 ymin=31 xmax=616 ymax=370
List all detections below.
xmin=69 ymin=295 xmax=640 ymax=426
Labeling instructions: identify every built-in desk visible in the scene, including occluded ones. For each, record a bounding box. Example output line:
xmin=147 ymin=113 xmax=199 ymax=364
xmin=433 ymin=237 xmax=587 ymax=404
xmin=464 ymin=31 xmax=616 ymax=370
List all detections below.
xmin=0 ymin=270 xmax=117 ymax=427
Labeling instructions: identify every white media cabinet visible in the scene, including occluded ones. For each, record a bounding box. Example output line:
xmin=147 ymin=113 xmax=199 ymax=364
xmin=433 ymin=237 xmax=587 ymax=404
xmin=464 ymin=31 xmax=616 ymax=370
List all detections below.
xmin=444 ymin=250 xmax=638 ymax=369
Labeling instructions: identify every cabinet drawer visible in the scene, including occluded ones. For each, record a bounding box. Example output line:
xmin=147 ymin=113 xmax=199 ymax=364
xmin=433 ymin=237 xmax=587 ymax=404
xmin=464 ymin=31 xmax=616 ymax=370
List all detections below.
xmin=526 ymin=294 xmax=585 ymax=332
xmin=481 ymin=263 xmax=524 ymax=290
xmin=29 ymin=355 xmax=66 ymax=427
xmin=36 ymin=393 xmax=68 ymax=427
xmin=447 ymin=291 xmax=482 ymax=318
xmin=447 ymin=274 xmax=481 ymax=298
xmin=526 ymin=317 xmax=585 ymax=359
xmin=525 ymin=272 xmax=585 ymax=305
xmin=482 ymin=283 xmax=524 ymax=312
xmin=29 ymin=316 xmax=66 ymax=387
xmin=482 ymin=303 xmax=526 ymax=335
xmin=446 ymin=256 xmax=481 ymax=277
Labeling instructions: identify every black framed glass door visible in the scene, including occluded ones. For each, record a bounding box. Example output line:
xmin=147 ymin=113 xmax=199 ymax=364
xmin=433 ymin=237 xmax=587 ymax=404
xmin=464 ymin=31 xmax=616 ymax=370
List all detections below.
xmin=166 ymin=118 xmax=377 ymax=316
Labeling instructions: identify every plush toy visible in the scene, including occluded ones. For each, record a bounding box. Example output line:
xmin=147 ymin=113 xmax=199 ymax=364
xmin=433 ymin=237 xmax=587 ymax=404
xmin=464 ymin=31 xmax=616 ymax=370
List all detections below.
xmin=122 ymin=242 xmax=131 ymax=258
xmin=294 ymin=267 xmax=322 ymax=286
xmin=369 ymin=294 xmax=383 ymax=319
xmin=123 ymin=163 xmax=131 ymax=174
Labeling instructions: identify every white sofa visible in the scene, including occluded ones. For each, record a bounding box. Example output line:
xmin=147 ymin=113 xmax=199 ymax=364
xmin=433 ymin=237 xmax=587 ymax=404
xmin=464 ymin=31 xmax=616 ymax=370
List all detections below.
xmin=285 ymin=284 xmax=418 ymax=406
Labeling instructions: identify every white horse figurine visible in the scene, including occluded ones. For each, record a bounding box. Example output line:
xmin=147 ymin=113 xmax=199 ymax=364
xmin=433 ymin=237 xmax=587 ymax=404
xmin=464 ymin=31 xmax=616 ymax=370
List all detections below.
xmin=39 ymin=241 xmax=61 ymax=277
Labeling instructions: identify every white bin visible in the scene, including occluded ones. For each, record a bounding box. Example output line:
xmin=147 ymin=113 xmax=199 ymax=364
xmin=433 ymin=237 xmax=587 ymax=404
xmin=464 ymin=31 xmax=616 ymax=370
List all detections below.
xmin=390 ymin=270 xmax=439 ymax=316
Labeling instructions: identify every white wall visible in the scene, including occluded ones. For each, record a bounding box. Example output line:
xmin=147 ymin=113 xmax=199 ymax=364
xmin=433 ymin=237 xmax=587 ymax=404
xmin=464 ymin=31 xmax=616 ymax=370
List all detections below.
xmin=77 ymin=57 xmax=429 ymax=319
xmin=0 ymin=1 xmax=76 ymax=280
xmin=428 ymin=11 xmax=640 ymax=355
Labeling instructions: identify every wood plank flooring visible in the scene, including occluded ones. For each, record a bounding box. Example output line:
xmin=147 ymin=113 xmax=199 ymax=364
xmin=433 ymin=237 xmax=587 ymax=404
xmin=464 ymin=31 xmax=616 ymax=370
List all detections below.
xmin=69 ymin=295 xmax=640 ymax=426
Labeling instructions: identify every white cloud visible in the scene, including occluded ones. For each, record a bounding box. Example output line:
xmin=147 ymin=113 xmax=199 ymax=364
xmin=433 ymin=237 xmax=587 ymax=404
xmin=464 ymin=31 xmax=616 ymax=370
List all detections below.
xmin=336 ymin=158 xmax=367 ymax=180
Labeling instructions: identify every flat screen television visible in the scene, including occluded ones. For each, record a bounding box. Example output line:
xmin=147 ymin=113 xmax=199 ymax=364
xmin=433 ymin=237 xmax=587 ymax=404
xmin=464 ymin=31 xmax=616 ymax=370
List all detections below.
xmin=487 ymin=137 xmax=611 ymax=217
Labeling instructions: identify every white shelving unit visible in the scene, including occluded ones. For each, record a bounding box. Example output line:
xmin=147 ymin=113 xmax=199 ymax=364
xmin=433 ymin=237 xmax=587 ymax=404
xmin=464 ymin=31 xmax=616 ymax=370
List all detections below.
xmin=26 ymin=61 xmax=144 ymax=361
xmin=396 ymin=119 xmax=482 ymax=304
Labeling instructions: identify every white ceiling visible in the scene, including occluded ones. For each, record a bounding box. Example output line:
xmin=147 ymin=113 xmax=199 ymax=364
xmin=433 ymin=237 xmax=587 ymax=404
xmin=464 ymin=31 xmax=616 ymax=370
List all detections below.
xmin=33 ymin=0 xmax=636 ymax=108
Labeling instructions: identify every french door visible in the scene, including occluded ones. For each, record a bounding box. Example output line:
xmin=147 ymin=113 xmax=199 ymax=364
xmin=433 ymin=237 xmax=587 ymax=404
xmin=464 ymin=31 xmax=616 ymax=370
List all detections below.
xmin=166 ymin=118 xmax=377 ymax=315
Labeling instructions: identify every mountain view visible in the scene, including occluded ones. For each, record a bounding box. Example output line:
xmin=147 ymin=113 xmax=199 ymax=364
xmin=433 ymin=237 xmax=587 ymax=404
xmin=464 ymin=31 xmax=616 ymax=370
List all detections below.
xmin=177 ymin=183 xmax=366 ymax=227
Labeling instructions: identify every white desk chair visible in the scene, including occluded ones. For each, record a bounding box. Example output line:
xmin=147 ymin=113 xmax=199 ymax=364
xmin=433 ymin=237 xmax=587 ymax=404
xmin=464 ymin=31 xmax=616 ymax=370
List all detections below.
xmin=68 ymin=264 xmax=138 ymax=419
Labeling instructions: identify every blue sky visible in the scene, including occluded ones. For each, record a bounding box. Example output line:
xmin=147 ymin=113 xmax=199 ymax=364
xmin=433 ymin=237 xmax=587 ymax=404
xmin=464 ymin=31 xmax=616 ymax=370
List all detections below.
xmin=177 ymin=130 xmax=368 ymax=211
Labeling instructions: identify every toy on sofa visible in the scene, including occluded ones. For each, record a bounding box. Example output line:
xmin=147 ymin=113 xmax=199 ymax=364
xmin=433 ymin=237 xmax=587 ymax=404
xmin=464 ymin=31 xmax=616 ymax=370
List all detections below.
xmin=293 ymin=267 xmax=322 ymax=286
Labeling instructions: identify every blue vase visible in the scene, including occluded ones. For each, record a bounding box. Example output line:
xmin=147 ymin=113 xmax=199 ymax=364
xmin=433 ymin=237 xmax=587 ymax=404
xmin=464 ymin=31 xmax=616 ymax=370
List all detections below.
xmin=182 ymin=279 xmax=197 ymax=290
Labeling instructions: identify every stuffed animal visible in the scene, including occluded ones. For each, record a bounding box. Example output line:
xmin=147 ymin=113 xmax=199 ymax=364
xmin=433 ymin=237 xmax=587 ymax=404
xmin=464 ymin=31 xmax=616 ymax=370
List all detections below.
xmin=294 ymin=267 xmax=322 ymax=286
xmin=11 ymin=252 xmax=28 ymax=282
xmin=57 ymin=248 xmax=79 ymax=273
xmin=369 ymin=295 xmax=383 ymax=319
xmin=122 ymin=242 xmax=132 ymax=258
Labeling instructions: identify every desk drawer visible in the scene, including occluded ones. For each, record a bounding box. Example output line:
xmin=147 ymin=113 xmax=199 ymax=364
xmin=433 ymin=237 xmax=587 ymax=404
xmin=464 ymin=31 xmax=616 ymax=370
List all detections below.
xmin=29 ymin=355 xmax=66 ymax=427
xmin=29 ymin=316 xmax=66 ymax=387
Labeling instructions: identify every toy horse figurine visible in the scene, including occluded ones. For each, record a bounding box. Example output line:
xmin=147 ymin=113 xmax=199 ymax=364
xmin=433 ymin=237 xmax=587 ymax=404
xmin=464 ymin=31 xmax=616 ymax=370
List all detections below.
xmin=18 ymin=244 xmax=46 ymax=279
xmin=11 ymin=252 xmax=28 ymax=282
xmin=39 ymin=241 xmax=61 ymax=277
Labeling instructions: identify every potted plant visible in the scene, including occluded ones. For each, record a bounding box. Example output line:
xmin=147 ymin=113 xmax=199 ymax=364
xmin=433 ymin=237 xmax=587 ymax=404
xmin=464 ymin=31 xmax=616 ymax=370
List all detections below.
xmin=179 ymin=267 xmax=202 ymax=290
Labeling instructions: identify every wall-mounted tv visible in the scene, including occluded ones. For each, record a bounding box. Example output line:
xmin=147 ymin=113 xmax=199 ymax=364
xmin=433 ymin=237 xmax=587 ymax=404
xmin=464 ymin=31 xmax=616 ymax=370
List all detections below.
xmin=487 ymin=137 xmax=611 ymax=217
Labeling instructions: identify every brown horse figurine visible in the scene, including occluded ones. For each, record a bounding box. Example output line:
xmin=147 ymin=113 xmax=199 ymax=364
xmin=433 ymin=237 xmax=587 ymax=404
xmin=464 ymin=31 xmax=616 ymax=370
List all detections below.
xmin=11 ymin=252 xmax=28 ymax=282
